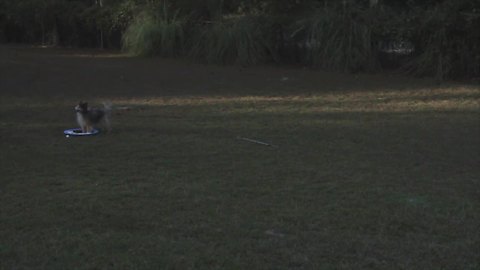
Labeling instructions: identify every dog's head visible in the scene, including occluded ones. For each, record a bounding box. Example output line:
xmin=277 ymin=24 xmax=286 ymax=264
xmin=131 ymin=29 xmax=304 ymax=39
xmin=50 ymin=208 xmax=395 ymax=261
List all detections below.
xmin=75 ymin=101 xmax=88 ymax=113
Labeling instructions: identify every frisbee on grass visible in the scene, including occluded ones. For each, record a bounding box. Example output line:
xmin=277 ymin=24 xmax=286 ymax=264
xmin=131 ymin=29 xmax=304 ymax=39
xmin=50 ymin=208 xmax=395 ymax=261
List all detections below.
xmin=64 ymin=128 xmax=100 ymax=136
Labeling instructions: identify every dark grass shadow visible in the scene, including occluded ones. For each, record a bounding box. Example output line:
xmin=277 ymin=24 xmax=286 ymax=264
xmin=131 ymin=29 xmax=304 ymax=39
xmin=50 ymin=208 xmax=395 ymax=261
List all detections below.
xmin=2 ymin=45 xmax=478 ymax=100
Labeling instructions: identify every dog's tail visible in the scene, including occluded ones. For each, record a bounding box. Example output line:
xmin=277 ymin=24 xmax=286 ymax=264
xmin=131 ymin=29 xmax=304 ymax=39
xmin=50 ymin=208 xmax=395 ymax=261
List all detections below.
xmin=102 ymin=101 xmax=112 ymax=132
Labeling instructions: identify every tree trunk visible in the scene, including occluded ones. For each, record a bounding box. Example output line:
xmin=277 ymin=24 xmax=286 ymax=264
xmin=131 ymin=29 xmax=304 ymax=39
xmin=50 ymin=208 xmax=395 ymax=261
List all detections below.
xmin=96 ymin=0 xmax=104 ymax=48
xmin=100 ymin=31 xmax=104 ymax=49
xmin=52 ymin=18 xmax=59 ymax=46
xmin=41 ymin=21 xmax=45 ymax=45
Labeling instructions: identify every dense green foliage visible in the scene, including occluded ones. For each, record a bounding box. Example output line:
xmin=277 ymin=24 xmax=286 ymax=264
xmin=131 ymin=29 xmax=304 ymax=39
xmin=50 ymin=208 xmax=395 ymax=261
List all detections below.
xmin=188 ymin=15 xmax=273 ymax=65
xmin=123 ymin=3 xmax=185 ymax=56
xmin=291 ymin=5 xmax=378 ymax=72
xmin=404 ymin=1 xmax=480 ymax=80
xmin=1 ymin=0 xmax=479 ymax=79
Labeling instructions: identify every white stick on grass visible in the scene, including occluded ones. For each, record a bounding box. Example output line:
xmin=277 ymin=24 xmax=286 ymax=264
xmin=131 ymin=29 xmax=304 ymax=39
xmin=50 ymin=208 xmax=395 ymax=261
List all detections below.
xmin=237 ymin=137 xmax=278 ymax=148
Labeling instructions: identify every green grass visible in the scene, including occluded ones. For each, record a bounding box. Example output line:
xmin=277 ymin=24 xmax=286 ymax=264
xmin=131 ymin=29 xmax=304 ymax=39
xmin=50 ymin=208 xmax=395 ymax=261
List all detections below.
xmin=0 ymin=46 xmax=479 ymax=270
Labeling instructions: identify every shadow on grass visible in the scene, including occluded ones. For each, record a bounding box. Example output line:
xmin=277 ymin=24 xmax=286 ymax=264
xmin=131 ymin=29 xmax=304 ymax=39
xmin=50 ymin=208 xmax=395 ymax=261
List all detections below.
xmin=3 ymin=44 xmax=479 ymax=101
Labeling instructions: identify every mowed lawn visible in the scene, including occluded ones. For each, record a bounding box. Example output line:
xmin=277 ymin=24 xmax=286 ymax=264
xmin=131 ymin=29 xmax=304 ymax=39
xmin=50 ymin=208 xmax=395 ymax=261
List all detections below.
xmin=0 ymin=46 xmax=479 ymax=270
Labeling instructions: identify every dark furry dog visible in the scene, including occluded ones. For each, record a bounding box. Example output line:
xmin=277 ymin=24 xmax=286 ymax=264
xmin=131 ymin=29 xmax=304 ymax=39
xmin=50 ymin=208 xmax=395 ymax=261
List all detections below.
xmin=75 ymin=101 xmax=111 ymax=133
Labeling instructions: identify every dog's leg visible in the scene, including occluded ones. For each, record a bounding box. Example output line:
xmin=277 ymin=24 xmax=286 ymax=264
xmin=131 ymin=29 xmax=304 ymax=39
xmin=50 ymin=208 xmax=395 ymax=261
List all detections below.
xmin=104 ymin=115 xmax=111 ymax=133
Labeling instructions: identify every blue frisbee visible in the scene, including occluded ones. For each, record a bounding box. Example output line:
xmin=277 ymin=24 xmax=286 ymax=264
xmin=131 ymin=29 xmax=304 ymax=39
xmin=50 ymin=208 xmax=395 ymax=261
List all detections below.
xmin=64 ymin=128 xmax=100 ymax=136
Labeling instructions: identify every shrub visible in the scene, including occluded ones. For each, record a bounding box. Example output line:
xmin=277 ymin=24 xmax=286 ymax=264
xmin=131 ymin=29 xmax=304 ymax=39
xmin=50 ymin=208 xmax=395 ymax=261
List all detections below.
xmin=189 ymin=15 xmax=274 ymax=66
xmin=405 ymin=1 xmax=480 ymax=80
xmin=123 ymin=3 xmax=185 ymax=57
xmin=290 ymin=3 xmax=378 ymax=72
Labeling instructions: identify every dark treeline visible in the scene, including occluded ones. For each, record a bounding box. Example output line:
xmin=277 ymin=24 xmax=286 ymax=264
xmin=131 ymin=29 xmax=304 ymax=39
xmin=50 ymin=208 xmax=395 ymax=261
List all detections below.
xmin=1 ymin=0 xmax=479 ymax=80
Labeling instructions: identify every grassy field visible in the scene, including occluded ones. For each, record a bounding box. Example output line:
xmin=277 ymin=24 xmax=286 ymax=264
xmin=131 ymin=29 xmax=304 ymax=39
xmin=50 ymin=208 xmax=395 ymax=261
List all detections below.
xmin=0 ymin=46 xmax=479 ymax=270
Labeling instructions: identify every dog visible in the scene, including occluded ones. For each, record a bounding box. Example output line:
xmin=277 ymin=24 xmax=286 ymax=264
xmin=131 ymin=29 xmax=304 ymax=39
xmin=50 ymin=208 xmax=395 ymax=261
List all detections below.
xmin=75 ymin=101 xmax=111 ymax=133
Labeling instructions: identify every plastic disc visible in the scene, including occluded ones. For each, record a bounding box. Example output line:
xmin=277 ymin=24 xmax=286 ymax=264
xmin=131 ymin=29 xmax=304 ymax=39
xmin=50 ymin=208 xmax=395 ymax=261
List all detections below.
xmin=63 ymin=128 xmax=100 ymax=136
